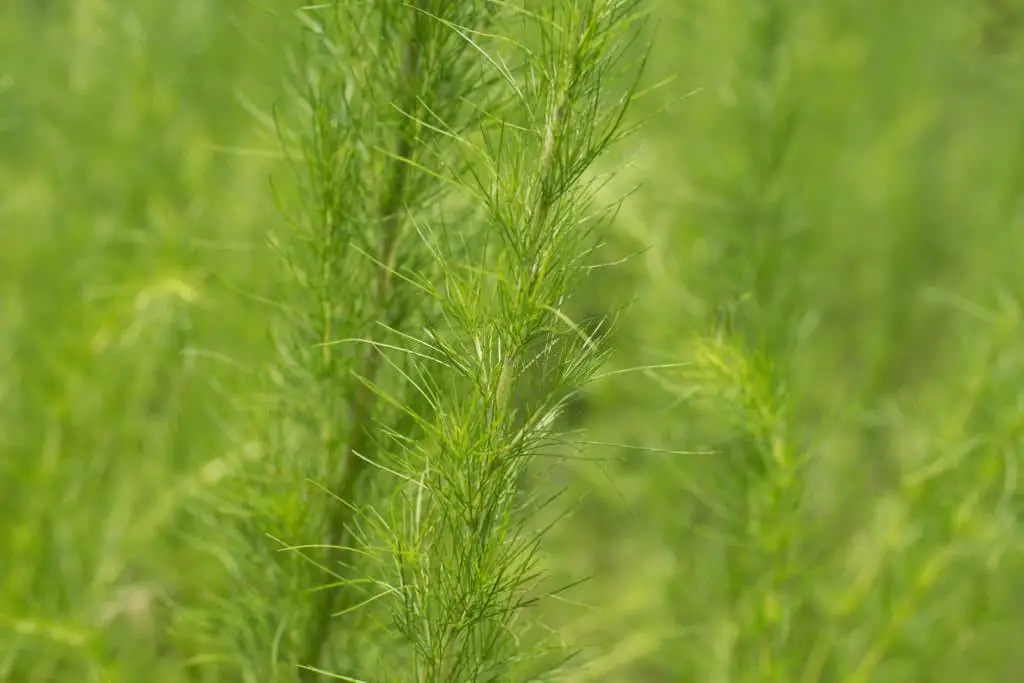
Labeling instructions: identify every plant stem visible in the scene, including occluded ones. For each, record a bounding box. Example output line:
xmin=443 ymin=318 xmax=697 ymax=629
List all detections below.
xmin=299 ymin=14 xmax=426 ymax=678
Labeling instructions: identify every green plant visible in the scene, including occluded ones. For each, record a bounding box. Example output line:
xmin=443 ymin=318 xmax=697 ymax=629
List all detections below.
xmin=173 ymin=1 xmax=650 ymax=681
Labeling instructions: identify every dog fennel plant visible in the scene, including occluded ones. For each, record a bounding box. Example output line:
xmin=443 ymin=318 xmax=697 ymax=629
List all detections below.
xmin=173 ymin=1 xmax=650 ymax=682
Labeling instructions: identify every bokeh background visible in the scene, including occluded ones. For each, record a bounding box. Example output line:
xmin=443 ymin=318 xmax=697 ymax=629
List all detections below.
xmin=3 ymin=1 xmax=1024 ymax=681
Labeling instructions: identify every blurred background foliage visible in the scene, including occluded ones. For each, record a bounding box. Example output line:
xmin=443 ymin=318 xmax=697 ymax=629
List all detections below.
xmin=3 ymin=0 xmax=1024 ymax=681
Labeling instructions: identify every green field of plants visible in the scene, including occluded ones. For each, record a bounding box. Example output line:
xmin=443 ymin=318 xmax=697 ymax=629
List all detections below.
xmin=3 ymin=1 xmax=1024 ymax=681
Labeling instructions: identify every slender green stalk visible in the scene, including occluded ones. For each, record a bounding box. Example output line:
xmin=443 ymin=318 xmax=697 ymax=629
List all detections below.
xmin=276 ymin=0 xmax=649 ymax=680
xmin=298 ymin=15 xmax=426 ymax=674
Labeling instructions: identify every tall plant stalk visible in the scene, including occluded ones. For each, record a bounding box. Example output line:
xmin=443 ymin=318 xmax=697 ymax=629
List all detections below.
xmin=257 ymin=0 xmax=651 ymax=681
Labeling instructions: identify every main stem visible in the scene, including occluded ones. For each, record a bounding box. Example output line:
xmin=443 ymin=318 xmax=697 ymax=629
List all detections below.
xmin=299 ymin=18 xmax=424 ymax=680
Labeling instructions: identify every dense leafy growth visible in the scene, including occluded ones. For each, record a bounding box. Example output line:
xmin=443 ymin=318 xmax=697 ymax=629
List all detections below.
xmin=2 ymin=1 xmax=1023 ymax=682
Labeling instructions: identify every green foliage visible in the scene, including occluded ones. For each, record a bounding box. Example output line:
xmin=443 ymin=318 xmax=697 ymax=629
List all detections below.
xmin=3 ymin=0 xmax=1024 ymax=682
